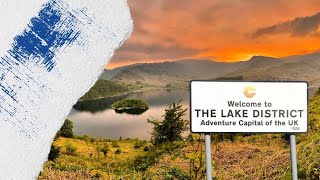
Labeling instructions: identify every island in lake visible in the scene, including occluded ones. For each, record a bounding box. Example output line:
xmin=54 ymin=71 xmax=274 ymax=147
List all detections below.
xmin=111 ymin=99 xmax=149 ymax=115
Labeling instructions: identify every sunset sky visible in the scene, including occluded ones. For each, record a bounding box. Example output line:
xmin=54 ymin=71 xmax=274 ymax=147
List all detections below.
xmin=107 ymin=0 xmax=320 ymax=69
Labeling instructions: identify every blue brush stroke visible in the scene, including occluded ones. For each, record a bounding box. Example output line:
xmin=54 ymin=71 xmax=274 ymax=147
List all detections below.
xmin=7 ymin=0 xmax=80 ymax=72
xmin=0 ymin=0 xmax=82 ymax=106
xmin=0 ymin=0 xmax=81 ymax=104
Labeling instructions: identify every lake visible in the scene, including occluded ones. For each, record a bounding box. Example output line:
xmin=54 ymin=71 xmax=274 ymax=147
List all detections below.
xmin=68 ymin=89 xmax=190 ymax=140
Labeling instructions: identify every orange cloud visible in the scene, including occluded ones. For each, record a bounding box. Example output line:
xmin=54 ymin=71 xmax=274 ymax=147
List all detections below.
xmin=107 ymin=0 xmax=320 ymax=69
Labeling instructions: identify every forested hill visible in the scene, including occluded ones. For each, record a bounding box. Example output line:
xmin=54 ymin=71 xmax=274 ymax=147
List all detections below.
xmin=80 ymin=80 xmax=129 ymax=101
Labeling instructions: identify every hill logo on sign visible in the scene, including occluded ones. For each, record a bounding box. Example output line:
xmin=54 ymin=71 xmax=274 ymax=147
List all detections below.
xmin=244 ymin=86 xmax=256 ymax=98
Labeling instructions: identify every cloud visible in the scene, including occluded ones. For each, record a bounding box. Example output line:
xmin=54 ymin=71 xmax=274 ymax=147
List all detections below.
xmin=112 ymin=42 xmax=200 ymax=62
xmin=108 ymin=0 xmax=320 ymax=68
xmin=252 ymin=12 xmax=320 ymax=38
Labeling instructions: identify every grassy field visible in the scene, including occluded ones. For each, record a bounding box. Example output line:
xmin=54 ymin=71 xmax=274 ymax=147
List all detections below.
xmin=39 ymin=93 xmax=320 ymax=179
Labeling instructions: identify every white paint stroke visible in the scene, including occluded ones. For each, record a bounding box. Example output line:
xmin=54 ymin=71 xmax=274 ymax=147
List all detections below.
xmin=0 ymin=0 xmax=133 ymax=179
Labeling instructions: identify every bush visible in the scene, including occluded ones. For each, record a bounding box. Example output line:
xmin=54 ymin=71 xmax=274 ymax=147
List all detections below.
xmin=112 ymin=141 xmax=120 ymax=148
xmin=101 ymin=143 xmax=109 ymax=157
xmin=115 ymin=148 xmax=122 ymax=154
xmin=143 ymin=143 xmax=153 ymax=151
xmin=65 ymin=142 xmax=77 ymax=156
xmin=48 ymin=145 xmax=60 ymax=161
xmin=133 ymin=142 xmax=185 ymax=171
xmin=82 ymin=135 xmax=91 ymax=144
xmin=186 ymin=134 xmax=194 ymax=143
xmin=315 ymin=87 xmax=320 ymax=96
xmin=134 ymin=140 xmax=145 ymax=149
xmin=57 ymin=119 xmax=74 ymax=138
xmin=164 ymin=167 xmax=189 ymax=180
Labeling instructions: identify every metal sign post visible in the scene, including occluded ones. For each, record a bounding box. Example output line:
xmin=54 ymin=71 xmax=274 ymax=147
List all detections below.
xmin=205 ymin=133 xmax=212 ymax=180
xmin=290 ymin=134 xmax=298 ymax=180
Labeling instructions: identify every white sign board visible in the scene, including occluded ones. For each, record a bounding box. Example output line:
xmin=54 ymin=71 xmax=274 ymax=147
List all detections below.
xmin=190 ymin=81 xmax=308 ymax=133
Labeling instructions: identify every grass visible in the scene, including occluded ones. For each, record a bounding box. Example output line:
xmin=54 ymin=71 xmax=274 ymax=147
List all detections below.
xmin=39 ymin=94 xmax=320 ymax=179
xmin=39 ymin=137 xmax=146 ymax=179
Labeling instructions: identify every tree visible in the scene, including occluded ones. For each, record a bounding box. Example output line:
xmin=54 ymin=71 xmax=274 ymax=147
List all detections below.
xmin=57 ymin=119 xmax=74 ymax=138
xmin=148 ymin=101 xmax=188 ymax=144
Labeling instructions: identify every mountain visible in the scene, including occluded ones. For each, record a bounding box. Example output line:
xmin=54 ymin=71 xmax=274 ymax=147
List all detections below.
xmin=101 ymin=51 xmax=320 ymax=88
xmin=80 ymin=79 xmax=129 ymax=100
xmin=219 ymin=53 xmax=320 ymax=87
xmin=107 ymin=59 xmax=248 ymax=86
xmin=100 ymin=66 xmax=125 ymax=80
xmin=282 ymin=51 xmax=320 ymax=62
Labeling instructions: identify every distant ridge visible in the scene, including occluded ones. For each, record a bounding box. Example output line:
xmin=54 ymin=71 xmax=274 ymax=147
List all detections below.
xmin=103 ymin=59 xmax=247 ymax=86
xmin=100 ymin=51 xmax=320 ymax=87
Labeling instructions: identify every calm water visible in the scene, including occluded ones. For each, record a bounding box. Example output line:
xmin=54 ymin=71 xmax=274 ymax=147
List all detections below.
xmin=68 ymin=89 xmax=190 ymax=140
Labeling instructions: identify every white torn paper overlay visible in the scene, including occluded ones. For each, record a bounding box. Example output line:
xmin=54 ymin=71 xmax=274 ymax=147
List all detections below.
xmin=0 ymin=0 xmax=133 ymax=178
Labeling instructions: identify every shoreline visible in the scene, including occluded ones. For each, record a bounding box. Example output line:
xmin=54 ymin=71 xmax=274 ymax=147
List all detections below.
xmin=78 ymin=86 xmax=189 ymax=102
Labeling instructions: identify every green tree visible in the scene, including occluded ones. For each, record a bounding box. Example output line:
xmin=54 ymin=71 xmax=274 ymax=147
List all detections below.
xmin=148 ymin=101 xmax=188 ymax=144
xmin=57 ymin=119 xmax=74 ymax=138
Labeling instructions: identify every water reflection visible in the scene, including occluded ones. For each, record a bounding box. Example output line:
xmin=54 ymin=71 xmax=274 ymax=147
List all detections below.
xmin=114 ymin=108 xmax=148 ymax=115
xmin=68 ymin=89 xmax=190 ymax=140
xmin=73 ymin=94 xmax=129 ymax=113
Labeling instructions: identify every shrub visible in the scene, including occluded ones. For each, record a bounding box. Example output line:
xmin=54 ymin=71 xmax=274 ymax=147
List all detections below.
xmin=115 ymin=148 xmax=122 ymax=154
xmin=48 ymin=145 xmax=60 ymax=161
xmin=112 ymin=141 xmax=120 ymax=148
xmin=82 ymin=135 xmax=91 ymax=144
xmin=101 ymin=143 xmax=109 ymax=157
xmin=164 ymin=167 xmax=189 ymax=180
xmin=57 ymin=119 xmax=74 ymax=138
xmin=315 ymin=87 xmax=320 ymax=96
xmin=186 ymin=134 xmax=194 ymax=143
xmin=143 ymin=143 xmax=153 ymax=151
xmin=65 ymin=142 xmax=77 ymax=156
xmin=134 ymin=140 xmax=144 ymax=149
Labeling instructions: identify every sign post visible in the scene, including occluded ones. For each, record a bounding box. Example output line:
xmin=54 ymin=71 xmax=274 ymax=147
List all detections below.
xmin=190 ymin=81 xmax=308 ymax=179
xmin=290 ymin=135 xmax=298 ymax=180
xmin=205 ymin=133 xmax=212 ymax=180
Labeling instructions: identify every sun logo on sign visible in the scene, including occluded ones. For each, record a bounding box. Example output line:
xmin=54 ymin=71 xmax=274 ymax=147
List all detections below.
xmin=244 ymin=86 xmax=256 ymax=98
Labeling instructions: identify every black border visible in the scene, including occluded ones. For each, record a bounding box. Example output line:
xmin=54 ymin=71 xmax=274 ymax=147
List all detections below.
xmin=189 ymin=80 xmax=309 ymax=134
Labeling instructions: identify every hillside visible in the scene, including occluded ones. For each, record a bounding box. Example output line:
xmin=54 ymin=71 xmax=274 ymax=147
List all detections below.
xmin=80 ymin=80 xmax=129 ymax=101
xmin=109 ymin=59 xmax=247 ymax=87
xmin=222 ymin=54 xmax=320 ymax=87
xmin=101 ymin=51 xmax=320 ymax=88
xmin=100 ymin=67 xmax=125 ymax=80
xmin=40 ymin=92 xmax=320 ymax=179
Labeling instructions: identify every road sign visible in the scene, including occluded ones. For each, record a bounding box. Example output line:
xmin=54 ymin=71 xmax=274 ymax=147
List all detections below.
xmin=190 ymin=81 xmax=308 ymax=133
xmin=190 ymin=81 xmax=308 ymax=180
